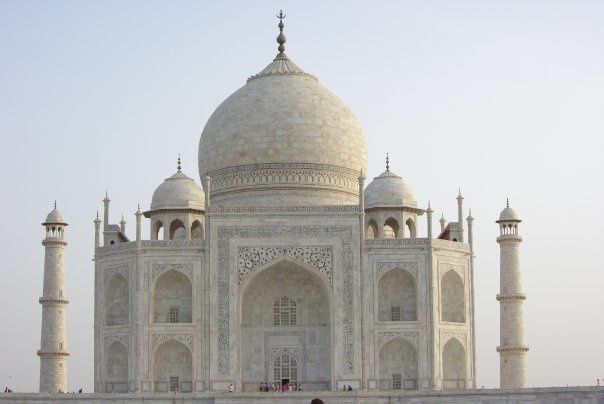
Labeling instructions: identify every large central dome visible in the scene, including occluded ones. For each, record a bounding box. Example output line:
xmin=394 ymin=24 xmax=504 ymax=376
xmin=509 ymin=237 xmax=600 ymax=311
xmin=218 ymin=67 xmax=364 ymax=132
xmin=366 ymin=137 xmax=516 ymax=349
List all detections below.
xmin=198 ymin=26 xmax=367 ymax=207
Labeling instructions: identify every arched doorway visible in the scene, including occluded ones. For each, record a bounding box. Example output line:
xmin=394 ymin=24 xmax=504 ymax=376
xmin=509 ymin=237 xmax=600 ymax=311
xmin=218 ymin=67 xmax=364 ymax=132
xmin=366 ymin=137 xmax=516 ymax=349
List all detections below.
xmin=442 ymin=338 xmax=466 ymax=389
xmin=105 ymin=341 xmax=128 ymax=392
xmin=153 ymin=270 xmax=192 ymax=323
xmin=105 ymin=273 xmax=129 ymax=326
xmin=378 ymin=269 xmax=417 ymax=321
xmin=240 ymin=259 xmax=331 ymax=392
xmin=379 ymin=338 xmax=418 ymax=390
xmin=153 ymin=339 xmax=192 ymax=392
xmin=441 ymin=270 xmax=465 ymax=323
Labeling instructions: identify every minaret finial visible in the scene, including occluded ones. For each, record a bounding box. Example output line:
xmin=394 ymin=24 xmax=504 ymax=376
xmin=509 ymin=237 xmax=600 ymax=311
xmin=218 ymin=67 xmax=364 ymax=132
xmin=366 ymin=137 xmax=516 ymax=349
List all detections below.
xmin=177 ymin=154 xmax=181 ymax=171
xmin=276 ymin=9 xmax=287 ymax=54
xmin=506 ymin=198 xmax=509 ymax=207
xmin=96 ymin=211 xmax=99 ymax=219
xmin=385 ymin=153 xmax=390 ymax=171
xmin=54 ymin=200 xmax=57 ymax=209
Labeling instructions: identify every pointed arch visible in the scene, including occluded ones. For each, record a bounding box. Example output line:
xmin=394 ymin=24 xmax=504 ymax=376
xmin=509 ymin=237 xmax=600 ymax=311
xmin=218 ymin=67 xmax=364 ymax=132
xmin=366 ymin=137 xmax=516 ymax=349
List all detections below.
xmin=105 ymin=273 xmax=129 ymax=326
xmin=441 ymin=270 xmax=465 ymax=323
xmin=239 ymin=258 xmax=332 ymax=392
xmin=442 ymin=338 xmax=466 ymax=389
xmin=384 ymin=217 xmax=399 ymax=238
xmin=154 ymin=220 xmax=164 ymax=240
xmin=153 ymin=269 xmax=192 ymax=323
xmin=153 ymin=339 xmax=192 ymax=392
xmin=378 ymin=268 xmax=417 ymax=321
xmin=105 ymin=341 xmax=128 ymax=392
xmin=366 ymin=219 xmax=378 ymax=239
xmin=379 ymin=337 xmax=418 ymax=390
xmin=191 ymin=220 xmax=203 ymax=239
xmin=169 ymin=219 xmax=186 ymax=240
xmin=406 ymin=218 xmax=417 ymax=239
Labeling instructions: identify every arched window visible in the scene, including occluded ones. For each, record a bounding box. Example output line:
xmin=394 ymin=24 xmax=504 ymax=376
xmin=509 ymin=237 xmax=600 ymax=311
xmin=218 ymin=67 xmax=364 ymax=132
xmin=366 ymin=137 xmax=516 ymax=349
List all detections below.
xmin=105 ymin=274 xmax=129 ymax=326
xmin=155 ymin=221 xmax=164 ymax=240
xmin=379 ymin=338 xmax=418 ymax=390
xmin=378 ymin=269 xmax=417 ymax=321
xmin=442 ymin=338 xmax=466 ymax=389
xmin=153 ymin=340 xmax=192 ymax=392
xmin=169 ymin=219 xmax=186 ymax=240
xmin=273 ymin=296 xmax=297 ymax=326
xmin=154 ymin=270 xmax=192 ymax=323
xmin=441 ymin=270 xmax=465 ymax=323
xmin=406 ymin=218 xmax=417 ymax=239
xmin=366 ymin=219 xmax=378 ymax=239
xmin=273 ymin=353 xmax=298 ymax=386
xmin=384 ymin=218 xmax=399 ymax=238
xmin=191 ymin=220 xmax=203 ymax=239
xmin=105 ymin=341 xmax=128 ymax=392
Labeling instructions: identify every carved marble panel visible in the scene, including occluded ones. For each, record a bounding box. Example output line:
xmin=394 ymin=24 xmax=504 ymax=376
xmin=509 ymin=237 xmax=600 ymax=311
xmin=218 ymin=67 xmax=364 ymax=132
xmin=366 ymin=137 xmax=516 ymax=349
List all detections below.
xmin=103 ymin=265 xmax=129 ymax=284
xmin=375 ymin=261 xmax=418 ymax=281
xmin=376 ymin=331 xmax=419 ymax=348
xmin=151 ymin=334 xmax=194 ymax=350
xmin=238 ymin=246 xmax=333 ymax=285
xmin=151 ymin=263 xmax=193 ymax=281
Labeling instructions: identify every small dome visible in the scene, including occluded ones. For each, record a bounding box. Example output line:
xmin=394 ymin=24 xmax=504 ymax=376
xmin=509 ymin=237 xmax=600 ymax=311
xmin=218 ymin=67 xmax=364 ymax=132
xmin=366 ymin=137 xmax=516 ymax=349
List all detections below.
xmin=44 ymin=207 xmax=66 ymax=224
xmin=364 ymin=170 xmax=417 ymax=209
xmin=150 ymin=170 xmax=205 ymax=211
xmin=498 ymin=205 xmax=521 ymax=222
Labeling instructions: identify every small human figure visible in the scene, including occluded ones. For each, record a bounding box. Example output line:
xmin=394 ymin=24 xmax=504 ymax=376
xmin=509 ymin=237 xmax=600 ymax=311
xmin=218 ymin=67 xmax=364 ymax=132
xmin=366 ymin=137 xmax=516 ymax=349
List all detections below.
xmin=3 ymin=387 xmax=7 ymax=393
xmin=78 ymin=388 xmax=83 ymax=393
xmin=348 ymin=385 xmax=353 ymax=391
xmin=228 ymin=383 xmax=234 ymax=392
xmin=311 ymin=399 xmax=324 ymax=404
xmin=343 ymin=384 xmax=347 ymax=391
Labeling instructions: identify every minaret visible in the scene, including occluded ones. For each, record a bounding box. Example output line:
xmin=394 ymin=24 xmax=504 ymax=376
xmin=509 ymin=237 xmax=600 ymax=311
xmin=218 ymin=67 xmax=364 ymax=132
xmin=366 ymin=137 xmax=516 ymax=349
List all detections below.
xmin=496 ymin=199 xmax=528 ymax=388
xmin=135 ymin=204 xmax=142 ymax=241
xmin=439 ymin=214 xmax=446 ymax=233
xmin=103 ymin=192 xmax=110 ymax=245
xmin=456 ymin=190 xmax=464 ymax=242
xmin=38 ymin=202 xmax=69 ymax=393
xmin=426 ymin=202 xmax=433 ymax=238
xmin=94 ymin=212 xmax=101 ymax=248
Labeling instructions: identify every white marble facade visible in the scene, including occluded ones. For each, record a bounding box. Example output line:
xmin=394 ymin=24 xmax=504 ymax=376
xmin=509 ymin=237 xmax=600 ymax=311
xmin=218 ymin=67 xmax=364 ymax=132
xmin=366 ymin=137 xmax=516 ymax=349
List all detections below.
xmin=91 ymin=22 xmax=481 ymax=395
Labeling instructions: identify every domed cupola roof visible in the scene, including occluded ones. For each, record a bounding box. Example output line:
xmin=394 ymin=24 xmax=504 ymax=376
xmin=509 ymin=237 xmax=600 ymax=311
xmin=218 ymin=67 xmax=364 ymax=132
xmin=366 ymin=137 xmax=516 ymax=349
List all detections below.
xmin=497 ymin=199 xmax=521 ymax=222
xmin=150 ymin=159 xmax=205 ymax=212
xmin=198 ymin=12 xmax=367 ymax=207
xmin=364 ymin=156 xmax=417 ymax=209
xmin=43 ymin=202 xmax=67 ymax=225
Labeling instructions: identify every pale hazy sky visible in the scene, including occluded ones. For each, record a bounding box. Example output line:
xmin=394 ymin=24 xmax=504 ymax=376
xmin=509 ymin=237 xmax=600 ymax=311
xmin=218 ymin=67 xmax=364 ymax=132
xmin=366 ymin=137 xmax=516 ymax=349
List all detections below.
xmin=1 ymin=0 xmax=603 ymax=393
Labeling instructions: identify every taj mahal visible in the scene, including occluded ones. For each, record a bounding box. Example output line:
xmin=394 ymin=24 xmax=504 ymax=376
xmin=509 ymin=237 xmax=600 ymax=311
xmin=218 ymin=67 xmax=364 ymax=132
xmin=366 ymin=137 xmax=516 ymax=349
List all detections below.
xmin=19 ymin=12 xmax=601 ymax=404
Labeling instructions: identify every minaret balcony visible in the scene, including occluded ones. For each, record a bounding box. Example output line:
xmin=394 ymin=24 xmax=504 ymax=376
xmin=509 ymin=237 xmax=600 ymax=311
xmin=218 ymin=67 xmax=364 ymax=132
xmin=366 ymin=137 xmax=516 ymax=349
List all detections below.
xmin=37 ymin=350 xmax=70 ymax=358
xmin=39 ymin=297 xmax=69 ymax=305
xmin=496 ymin=293 xmax=526 ymax=301
xmin=496 ymin=345 xmax=529 ymax=353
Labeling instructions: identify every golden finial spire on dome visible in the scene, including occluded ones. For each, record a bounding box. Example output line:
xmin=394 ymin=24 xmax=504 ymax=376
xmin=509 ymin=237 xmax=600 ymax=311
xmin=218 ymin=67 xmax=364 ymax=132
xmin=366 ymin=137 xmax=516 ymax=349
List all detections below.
xmin=385 ymin=153 xmax=390 ymax=171
xmin=177 ymin=154 xmax=182 ymax=171
xmin=277 ymin=9 xmax=286 ymax=55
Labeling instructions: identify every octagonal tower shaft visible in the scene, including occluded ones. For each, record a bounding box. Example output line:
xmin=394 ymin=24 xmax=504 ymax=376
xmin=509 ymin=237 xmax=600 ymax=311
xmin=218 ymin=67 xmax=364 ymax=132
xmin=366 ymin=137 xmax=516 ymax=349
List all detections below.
xmin=38 ymin=213 xmax=69 ymax=393
xmin=496 ymin=211 xmax=528 ymax=389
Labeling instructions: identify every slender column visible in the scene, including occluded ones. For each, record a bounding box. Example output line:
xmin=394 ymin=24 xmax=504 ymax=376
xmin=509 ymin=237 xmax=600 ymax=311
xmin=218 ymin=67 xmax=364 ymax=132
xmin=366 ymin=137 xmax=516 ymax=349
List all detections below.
xmin=496 ymin=204 xmax=528 ymax=388
xmin=94 ymin=212 xmax=101 ymax=248
xmin=103 ymin=192 xmax=110 ymax=245
xmin=456 ymin=191 xmax=464 ymax=242
xmin=135 ymin=205 xmax=142 ymax=242
xmin=120 ymin=215 xmax=126 ymax=234
xmin=38 ymin=207 xmax=69 ymax=393
xmin=358 ymin=171 xmax=368 ymax=389
xmin=426 ymin=202 xmax=433 ymax=238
